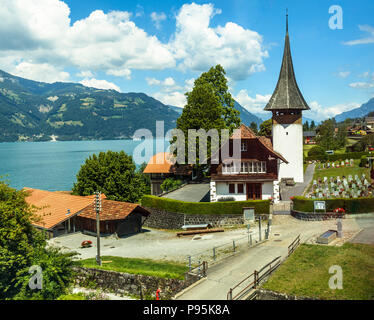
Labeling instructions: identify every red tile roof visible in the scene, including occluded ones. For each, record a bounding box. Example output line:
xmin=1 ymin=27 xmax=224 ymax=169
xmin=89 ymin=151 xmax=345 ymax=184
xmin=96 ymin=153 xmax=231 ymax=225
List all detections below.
xmin=24 ymin=188 xmax=149 ymax=230
xmin=79 ymin=200 xmax=149 ymax=221
xmin=230 ymin=124 xmax=257 ymax=139
xmin=143 ymin=152 xmax=173 ymax=174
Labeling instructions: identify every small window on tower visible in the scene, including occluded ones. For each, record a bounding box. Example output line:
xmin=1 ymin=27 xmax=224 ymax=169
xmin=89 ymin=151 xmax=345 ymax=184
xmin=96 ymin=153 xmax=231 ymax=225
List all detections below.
xmin=286 ymin=132 xmax=288 ymax=135
xmin=241 ymin=142 xmax=247 ymax=151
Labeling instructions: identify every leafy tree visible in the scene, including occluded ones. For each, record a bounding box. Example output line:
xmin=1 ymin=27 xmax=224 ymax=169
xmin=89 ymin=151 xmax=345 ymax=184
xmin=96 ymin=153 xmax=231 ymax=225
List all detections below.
xmin=137 ymin=162 xmax=151 ymax=195
xmin=174 ymin=65 xmax=241 ymax=168
xmin=0 ymin=181 xmax=76 ymax=299
xmin=72 ymin=150 xmax=147 ymax=203
xmin=308 ymin=145 xmax=325 ymax=157
xmin=160 ymin=178 xmax=183 ymax=192
xmin=249 ymin=121 xmax=258 ymax=134
xmin=310 ymin=120 xmax=316 ymax=130
xmin=316 ymin=119 xmax=336 ymax=150
xmin=303 ymin=121 xmax=310 ymax=131
xmin=258 ymin=119 xmax=272 ymax=136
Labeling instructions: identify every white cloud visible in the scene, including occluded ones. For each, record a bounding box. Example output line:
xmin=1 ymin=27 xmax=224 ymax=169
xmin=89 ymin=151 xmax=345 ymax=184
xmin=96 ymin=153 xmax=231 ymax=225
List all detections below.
xmin=337 ymin=71 xmax=350 ymax=78
xmin=150 ymin=12 xmax=167 ymax=29
xmin=304 ymin=101 xmax=361 ymax=121
xmin=343 ymin=25 xmax=374 ymax=45
xmin=153 ymin=91 xmax=186 ymax=107
xmin=12 ymin=61 xmax=70 ymax=83
xmin=79 ymin=78 xmax=121 ymax=92
xmin=76 ymin=70 xmax=94 ymax=78
xmin=106 ymin=68 xmax=131 ymax=79
xmin=349 ymin=82 xmax=374 ymax=89
xmin=0 ymin=1 xmax=175 ymax=82
xmin=170 ymin=3 xmax=268 ymax=81
xmin=146 ymin=77 xmax=176 ymax=87
xmin=234 ymin=89 xmax=271 ymax=115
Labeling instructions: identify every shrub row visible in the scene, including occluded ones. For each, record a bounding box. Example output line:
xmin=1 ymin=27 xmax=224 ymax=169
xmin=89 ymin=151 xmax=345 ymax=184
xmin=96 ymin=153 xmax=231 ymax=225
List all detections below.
xmin=292 ymin=196 xmax=374 ymax=214
xmin=305 ymin=151 xmax=372 ymax=162
xmin=141 ymin=195 xmax=270 ymax=215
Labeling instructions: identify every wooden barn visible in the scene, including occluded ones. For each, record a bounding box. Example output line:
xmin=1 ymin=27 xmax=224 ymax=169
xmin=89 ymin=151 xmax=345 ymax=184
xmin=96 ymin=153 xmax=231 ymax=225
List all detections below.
xmin=24 ymin=188 xmax=150 ymax=238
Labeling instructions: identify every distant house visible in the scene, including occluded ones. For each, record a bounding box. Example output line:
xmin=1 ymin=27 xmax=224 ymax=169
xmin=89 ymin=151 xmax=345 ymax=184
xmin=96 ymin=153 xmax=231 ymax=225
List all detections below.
xmin=303 ymin=131 xmax=316 ymax=144
xmin=143 ymin=152 xmax=194 ymax=195
xmin=209 ymin=124 xmax=288 ymax=202
xmin=24 ymin=188 xmax=150 ymax=238
xmin=365 ymin=117 xmax=374 ymax=130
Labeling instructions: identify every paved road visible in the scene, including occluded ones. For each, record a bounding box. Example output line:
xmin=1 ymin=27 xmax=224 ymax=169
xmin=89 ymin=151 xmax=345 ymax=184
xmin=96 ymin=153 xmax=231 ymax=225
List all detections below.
xmin=280 ymin=163 xmax=315 ymax=200
xmin=176 ymin=215 xmax=365 ymax=300
xmin=162 ymin=183 xmax=210 ymax=202
xmin=350 ymin=217 xmax=374 ymax=245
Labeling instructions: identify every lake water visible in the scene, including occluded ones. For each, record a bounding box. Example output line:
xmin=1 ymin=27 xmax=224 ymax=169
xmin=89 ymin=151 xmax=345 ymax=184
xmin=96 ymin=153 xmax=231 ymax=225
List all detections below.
xmin=0 ymin=139 xmax=169 ymax=191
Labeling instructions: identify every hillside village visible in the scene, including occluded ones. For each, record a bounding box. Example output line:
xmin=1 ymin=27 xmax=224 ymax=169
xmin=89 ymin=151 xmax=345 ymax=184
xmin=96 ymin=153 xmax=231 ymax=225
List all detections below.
xmin=1 ymin=11 xmax=373 ymax=302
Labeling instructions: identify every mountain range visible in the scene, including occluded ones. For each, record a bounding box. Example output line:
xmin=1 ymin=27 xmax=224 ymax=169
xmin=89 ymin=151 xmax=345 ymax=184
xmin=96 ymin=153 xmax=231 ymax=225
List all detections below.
xmin=335 ymin=98 xmax=374 ymax=122
xmin=0 ymin=70 xmax=263 ymax=142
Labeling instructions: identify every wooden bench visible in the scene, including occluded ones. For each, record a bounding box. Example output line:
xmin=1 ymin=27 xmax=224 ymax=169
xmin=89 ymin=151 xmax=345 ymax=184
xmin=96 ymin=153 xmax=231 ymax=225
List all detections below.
xmin=177 ymin=228 xmax=224 ymax=237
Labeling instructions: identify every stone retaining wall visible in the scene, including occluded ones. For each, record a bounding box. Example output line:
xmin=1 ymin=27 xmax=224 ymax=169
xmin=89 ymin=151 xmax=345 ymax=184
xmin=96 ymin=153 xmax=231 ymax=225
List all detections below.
xmin=73 ymin=267 xmax=199 ymax=299
xmin=143 ymin=207 xmax=244 ymax=229
xmin=255 ymin=289 xmax=318 ymax=300
xmin=291 ymin=210 xmax=345 ymax=221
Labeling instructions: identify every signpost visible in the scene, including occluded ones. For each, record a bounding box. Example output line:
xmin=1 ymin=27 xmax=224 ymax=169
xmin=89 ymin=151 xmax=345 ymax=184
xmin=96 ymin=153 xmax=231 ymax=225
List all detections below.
xmin=314 ymin=200 xmax=326 ymax=214
xmin=243 ymin=207 xmax=255 ymax=222
xmin=94 ymin=191 xmax=102 ymax=266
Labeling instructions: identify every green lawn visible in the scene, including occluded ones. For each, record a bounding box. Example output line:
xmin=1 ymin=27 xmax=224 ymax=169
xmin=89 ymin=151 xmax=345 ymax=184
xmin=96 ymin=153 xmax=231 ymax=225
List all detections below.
xmin=78 ymin=256 xmax=188 ymax=280
xmin=262 ymin=243 xmax=374 ymax=300
xmin=313 ymin=159 xmax=369 ymax=181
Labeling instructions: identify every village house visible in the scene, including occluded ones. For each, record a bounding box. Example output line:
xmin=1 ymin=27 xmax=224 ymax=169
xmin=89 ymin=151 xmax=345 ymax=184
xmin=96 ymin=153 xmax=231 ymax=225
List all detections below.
xmin=24 ymin=188 xmax=150 ymax=238
xmin=143 ymin=152 xmax=194 ymax=195
xmin=209 ymin=124 xmax=288 ymax=202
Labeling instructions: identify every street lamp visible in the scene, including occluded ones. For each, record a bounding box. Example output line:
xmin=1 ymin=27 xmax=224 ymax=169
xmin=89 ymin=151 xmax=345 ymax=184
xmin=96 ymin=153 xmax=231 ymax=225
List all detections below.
xmin=94 ymin=191 xmax=102 ymax=266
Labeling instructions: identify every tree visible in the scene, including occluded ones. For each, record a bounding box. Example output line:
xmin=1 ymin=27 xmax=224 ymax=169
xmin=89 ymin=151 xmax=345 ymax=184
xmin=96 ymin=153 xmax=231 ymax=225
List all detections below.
xmin=0 ymin=181 xmax=76 ymax=299
xmin=303 ymin=121 xmax=310 ymax=131
xmin=174 ymin=65 xmax=240 ymax=168
xmin=258 ymin=119 xmax=272 ymax=136
xmin=308 ymin=145 xmax=326 ymax=157
xmin=73 ymin=151 xmax=147 ymax=203
xmin=138 ymin=162 xmax=151 ymax=195
xmin=310 ymin=120 xmax=316 ymax=130
xmin=316 ymin=119 xmax=336 ymax=150
xmin=249 ymin=122 xmax=258 ymax=134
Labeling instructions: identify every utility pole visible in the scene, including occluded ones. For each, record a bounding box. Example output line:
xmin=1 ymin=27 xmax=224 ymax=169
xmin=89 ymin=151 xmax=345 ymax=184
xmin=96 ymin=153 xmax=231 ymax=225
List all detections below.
xmin=94 ymin=191 xmax=102 ymax=266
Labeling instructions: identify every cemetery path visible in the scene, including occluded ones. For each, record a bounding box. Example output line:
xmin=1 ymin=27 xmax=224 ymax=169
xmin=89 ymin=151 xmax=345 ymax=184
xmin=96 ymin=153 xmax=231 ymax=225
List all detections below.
xmin=176 ymin=215 xmax=363 ymax=300
xmin=280 ymin=163 xmax=315 ymax=200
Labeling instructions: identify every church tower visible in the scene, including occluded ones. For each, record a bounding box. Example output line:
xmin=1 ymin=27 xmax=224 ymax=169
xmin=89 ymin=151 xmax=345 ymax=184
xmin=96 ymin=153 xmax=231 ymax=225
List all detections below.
xmin=264 ymin=12 xmax=310 ymax=183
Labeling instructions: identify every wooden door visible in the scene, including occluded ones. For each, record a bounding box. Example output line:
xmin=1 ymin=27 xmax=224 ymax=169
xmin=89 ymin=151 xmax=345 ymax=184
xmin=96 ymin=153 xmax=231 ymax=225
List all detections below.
xmin=246 ymin=183 xmax=262 ymax=200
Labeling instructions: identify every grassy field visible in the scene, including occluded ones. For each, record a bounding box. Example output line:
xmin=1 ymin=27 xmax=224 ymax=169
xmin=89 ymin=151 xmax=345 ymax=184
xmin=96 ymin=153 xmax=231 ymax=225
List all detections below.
xmin=78 ymin=256 xmax=188 ymax=280
xmin=313 ymin=159 xmax=370 ymax=181
xmin=262 ymin=243 xmax=374 ymax=300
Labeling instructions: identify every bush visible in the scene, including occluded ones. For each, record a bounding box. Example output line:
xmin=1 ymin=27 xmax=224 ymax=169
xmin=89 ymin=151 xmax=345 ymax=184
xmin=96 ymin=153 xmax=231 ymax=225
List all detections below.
xmin=217 ymin=196 xmax=236 ymax=202
xmin=360 ymin=155 xmax=368 ymax=167
xmin=308 ymin=146 xmax=325 ymax=157
xmin=160 ymin=178 xmax=183 ymax=192
xmin=141 ymin=195 xmax=270 ymax=215
xmin=292 ymin=196 xmax=374 ymax=214
xmin=305 ymin=151 xmax=371 ymax=162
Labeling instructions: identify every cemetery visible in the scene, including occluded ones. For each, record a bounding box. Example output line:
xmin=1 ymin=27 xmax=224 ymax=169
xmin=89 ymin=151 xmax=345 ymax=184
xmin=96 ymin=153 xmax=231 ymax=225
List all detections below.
xmin=305 ymin=159 xmax=373 ymax=200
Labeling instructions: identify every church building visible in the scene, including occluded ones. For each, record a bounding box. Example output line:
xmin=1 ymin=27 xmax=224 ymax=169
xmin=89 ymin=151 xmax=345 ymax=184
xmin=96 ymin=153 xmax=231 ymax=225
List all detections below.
xmin=264 ymin=12 xmax=310 ymax=184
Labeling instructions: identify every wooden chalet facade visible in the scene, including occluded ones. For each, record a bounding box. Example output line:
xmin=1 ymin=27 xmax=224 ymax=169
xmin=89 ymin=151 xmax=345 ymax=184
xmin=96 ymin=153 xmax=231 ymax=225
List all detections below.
xmin=210 ymin=124 xmax=288 ymax=202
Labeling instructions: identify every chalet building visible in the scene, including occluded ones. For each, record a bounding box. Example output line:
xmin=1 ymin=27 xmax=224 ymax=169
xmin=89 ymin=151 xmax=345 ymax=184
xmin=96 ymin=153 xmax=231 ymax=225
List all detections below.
xmin=304 ymin=131 xmax=316 ymax=145
xmin=143 ymin=152 xmax=194 ymax=195
xmin=264 ymin=13 xmax=310 ymax=183
xmin=210 ymin=124 xmax=288 ymax=202
xmin=24 ymin=188 xmax=150 ymax=238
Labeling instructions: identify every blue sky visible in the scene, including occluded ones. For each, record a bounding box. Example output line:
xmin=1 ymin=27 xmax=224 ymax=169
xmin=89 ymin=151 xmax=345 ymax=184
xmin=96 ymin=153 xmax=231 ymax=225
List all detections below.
xmin=0 ymin=0 xmax=373 ymax=121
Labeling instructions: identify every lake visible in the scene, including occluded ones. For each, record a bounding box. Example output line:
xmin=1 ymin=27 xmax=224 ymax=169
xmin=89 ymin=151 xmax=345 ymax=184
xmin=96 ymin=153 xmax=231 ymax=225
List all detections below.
xmin=0 ymin=139 xmax=169 ymax=191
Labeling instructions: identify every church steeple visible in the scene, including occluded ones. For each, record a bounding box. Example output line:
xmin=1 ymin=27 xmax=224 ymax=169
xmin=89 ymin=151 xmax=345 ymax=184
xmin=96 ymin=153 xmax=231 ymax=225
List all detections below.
xmin=264 ymin=11 xmax=309 ymax=111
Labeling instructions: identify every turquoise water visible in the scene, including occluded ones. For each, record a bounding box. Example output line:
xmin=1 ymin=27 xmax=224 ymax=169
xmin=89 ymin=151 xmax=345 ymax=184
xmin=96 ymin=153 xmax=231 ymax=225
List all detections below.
xmin=0 ymin=139 xmax=169 ymax=191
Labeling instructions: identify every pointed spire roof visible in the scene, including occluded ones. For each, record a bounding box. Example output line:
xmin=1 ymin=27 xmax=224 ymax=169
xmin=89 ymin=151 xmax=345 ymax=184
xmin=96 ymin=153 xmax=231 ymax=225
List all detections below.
xmin=264 ymin=11 xmax=310 ymax=111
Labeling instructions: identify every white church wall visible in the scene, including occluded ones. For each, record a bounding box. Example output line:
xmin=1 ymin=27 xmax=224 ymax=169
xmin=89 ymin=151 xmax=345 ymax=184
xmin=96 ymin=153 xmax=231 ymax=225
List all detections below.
xmin=273 ymin=123 xmax=304 ymax=183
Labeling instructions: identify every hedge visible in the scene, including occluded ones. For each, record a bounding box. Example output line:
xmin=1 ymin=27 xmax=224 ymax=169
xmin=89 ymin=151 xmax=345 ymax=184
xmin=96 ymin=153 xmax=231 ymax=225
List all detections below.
xmin=292 ymin=196 xmax=374 ymax=214
xmin=141 ymin=195 xmax=270 ymax=215
xmin=305 ymin=151 xmax=372 ymax=162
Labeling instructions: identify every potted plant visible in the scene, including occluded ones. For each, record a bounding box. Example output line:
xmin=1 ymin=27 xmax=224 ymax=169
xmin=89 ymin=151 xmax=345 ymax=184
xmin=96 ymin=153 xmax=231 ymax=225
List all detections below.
xmin=81 ymin=240 xmax=92 ymax=248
